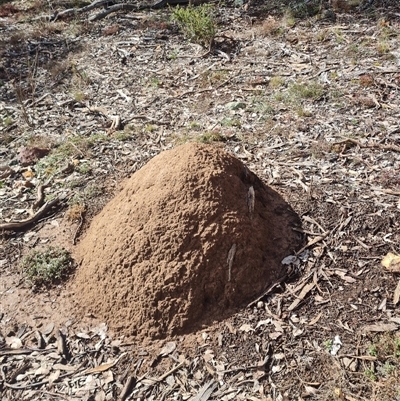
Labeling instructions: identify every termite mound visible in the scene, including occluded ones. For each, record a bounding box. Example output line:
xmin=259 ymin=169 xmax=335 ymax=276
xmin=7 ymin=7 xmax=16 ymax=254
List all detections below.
xmin=73 ymin=143 xmax=302 ymax=339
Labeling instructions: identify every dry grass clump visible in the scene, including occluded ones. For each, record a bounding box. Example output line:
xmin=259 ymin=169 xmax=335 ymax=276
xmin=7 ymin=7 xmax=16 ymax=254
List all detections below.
xmin=359 ymin=74 xmax=375 ymax=87
xmin=258 ymin=17 xmax=283 ymax=37
xmin=65 ymin=204 xmax=86 ymax=221
xmin=0 ymin=3 xmax=19 ymax=17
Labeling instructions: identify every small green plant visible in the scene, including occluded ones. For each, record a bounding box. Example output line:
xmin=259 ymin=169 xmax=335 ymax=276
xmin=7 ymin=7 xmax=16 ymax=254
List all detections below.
xmin=171 ymin=4 xmax=216 ymax=47
xmin=394 ymin=338 xmax=400 ymax=357
xmin=167 ymin=49 xmax=179 ymax=60
xmin=114 ymin=130 xmax=132 ymax=141
xmin=367 ymin=334 xmax=400 ymax=359
xmin=145 ymin=124 xmax=157 ymax=133
xmin=323 ymin=339 xmax=333 ymax=352
xmin=286 ymin=0 xmax=321 ymax=19
xmin=3 ymin=116 xmax=14 ymax=126
xmin=368 ymin=344 xmax=378 ymax=357
xmin=274 ymin=81 xmax=323 ymax=109
xmin=382 ymin=362 xmax=395 ymax=376
xmin=84 ymin=183 xmax=103 ymax=199
xmin=269 ymin=76 xmax=285 ymax=89
xmin=221 ymin=117 xmax=241 ymax=128
xmin=282 ymin=11 xmax=296 ymax=28
xmin=76 ymin=162 xmax=91 ymax=175
xmin=250 ymin=96 xmax=275 ymax=118
xmin=296 ymin=106 xmax=312 ymax=117
xmin=364 ymin=367 xmax=377 ymax=381
xmin=197 ymin=131 xmax=224 ymax=143
xmin=274 ymin=92 xmax=286 ymax=102
xmin=376 ymin=41 xmax=390 ymax=55
xmin=289 ymin=81 xmax=324 ymax=100
xmin=35 ymin=134 xmax=109 ymax=178
xmin=149 ymin=77 xmax=161 ymax=88
xmin=72 ymin=90 xmax=87 ymax=102
xmin=21 ymin=246 xmax=72 ymax=286
xmin=188 ymin=121 xmax=201 ymax=130
xmin=334 ymin=28 xmax=345 ymax=44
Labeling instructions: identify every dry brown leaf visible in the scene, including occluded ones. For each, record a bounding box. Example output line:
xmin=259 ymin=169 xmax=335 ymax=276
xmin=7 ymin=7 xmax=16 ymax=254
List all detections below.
xmin=335 ymin=270 xmax=356 ymax=283
xmin=53 ymin=363 xmax=79 ymax=372
xmin=159 ymin=341 xmax=176 ymax=356
xmin=345 ymin=395 xmax=360 ymax=401
xmin=334 ymin=387 xmax=345 ymax=400
xmin=34 ymin=366 xmax=50 ymax=376
xmin=239 ymin=323 xmax=254 ymax=332
xmin=381 ymin=252 xmax=400 ymax=273
xmin=269 ymin=332 xmax=282 ymax=340
xmin=42 ymin=322 xmax=55 ymax=336
xmin=393 ymin=280 xmax=400 ymax=305
xmin=304 ymin=385 xmax=318 ymax=395
xmin=203 ymin=349 xmax=214 ymax=363
xmin=225 ymin=321 xmax=237 ymax=335
xmin=83 ymin=362 xmax=115 ymax=374
xmin=48 ymin=370 xmax=60 ymax=384
xmin=288 ymin=282 xmax=315 ymax=311
xmin=309 ymin=312 xmax=322 ymax=325
xmin=95 ymin=390 xmax=106 ymax=401
xmin=362 ymin=323 xmax=398 ymax=333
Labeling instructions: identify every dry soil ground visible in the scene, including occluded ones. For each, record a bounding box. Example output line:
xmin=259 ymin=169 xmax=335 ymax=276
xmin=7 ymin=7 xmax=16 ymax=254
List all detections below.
xmin=1 ymin=0 xmax=400 ymax=400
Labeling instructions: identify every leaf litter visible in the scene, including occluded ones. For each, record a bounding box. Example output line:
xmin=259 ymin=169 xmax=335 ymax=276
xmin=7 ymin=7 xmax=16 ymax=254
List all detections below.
xmin=1 ymin=0 xmax=400 ymax=400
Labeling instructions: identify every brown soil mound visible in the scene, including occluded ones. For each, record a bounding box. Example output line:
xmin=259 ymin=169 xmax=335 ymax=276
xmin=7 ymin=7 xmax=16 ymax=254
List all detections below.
xmin=73 ymin=143 xmax=302 ymax=339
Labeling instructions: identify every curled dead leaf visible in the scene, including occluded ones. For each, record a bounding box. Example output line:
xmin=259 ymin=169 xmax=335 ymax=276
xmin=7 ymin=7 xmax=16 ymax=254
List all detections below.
xmin=381 ymin=252 xmax=400 ymax=273
xmin=362 ymin=323 xmax=398 ymax=333
xmin=393 ymin=280 xmax=400 ymax=305
xmin=159 ymin=341 xmax=176 ymax=357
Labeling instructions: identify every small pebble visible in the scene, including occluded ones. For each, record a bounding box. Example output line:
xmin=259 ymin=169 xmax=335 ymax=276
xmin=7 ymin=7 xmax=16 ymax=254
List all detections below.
xmin=257 ymin=301 xmax=264 ymax=309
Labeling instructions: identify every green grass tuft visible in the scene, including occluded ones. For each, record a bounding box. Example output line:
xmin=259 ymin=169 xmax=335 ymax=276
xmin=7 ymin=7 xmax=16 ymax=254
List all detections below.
xmin=171 ymin=4 xmax=216 ymax=47
xmin=21 ymin=246 xmax=73 ymax=287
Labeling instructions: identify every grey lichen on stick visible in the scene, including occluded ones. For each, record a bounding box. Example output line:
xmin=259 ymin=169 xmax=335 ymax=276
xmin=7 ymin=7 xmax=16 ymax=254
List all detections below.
xmin=227 ymin=243 xmax=237 ymax=282
xmin=247 ymin=186 xmax=255 ymax=216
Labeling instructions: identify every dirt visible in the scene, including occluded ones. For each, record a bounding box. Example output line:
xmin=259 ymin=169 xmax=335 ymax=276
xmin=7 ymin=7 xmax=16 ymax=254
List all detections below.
xmin=73 ymin=143 xmax=302 ymax=339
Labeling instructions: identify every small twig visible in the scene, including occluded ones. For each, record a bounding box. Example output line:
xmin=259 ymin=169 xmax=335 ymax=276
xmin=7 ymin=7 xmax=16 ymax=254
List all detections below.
xmin=338 ymin=354 xmax=377 ymax=361
xmin=89 ymin=3 xmax=137 ymax=21
xmin=30 ymin=183 xmax=50 ymax=214
xmin=220 ymin=362 xmax=266 ymax=374
xmin=295 ymin=232 xmax=330 ymax=256
xmin=72 ymin=208 xmax=85 ymax=245
xmin=39 ymin=392 xmax=71 ymax=401
xmin=0 ymin=197 xmax=60 ymax=231
xmin=372 ymin=187 xmax=400 ymax=196
xmin=0 ymin=347 xmax=54 ymax=356
xmin=141 ymin=362 xmax=185 ymax=386
xmin=248 ymin=273 xmax=288 ymax=307
xmin=4 ymin=368 xmax=82 ymax=390
xmin=175 ymin=71 xmax=241 ymax=99
xmin=119 ymin=376 xmax=136 ymax=401
xmin=334 ymin=137 xmax=400 ymax=153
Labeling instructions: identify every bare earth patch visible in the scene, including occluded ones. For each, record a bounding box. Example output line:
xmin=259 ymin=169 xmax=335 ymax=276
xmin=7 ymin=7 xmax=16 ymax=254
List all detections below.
xmin=1 ymin=0 xmax=400 ymax=400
